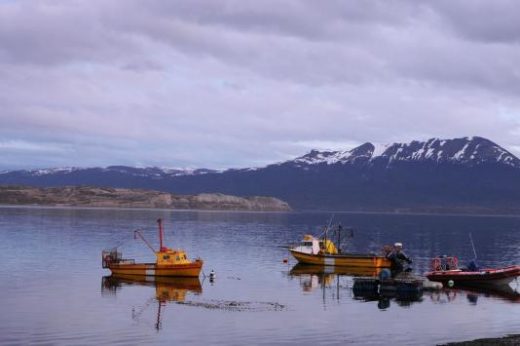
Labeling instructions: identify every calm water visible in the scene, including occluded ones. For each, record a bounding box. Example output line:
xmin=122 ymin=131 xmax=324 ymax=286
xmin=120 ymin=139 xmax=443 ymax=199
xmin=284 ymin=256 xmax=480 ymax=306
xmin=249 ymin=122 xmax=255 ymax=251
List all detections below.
xmin=0 ymin=207 xmax=519 ymax=346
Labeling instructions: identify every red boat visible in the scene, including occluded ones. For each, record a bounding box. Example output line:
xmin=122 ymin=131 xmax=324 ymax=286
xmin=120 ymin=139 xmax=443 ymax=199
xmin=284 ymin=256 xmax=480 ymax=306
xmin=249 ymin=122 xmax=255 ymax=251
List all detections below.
xmin=425 ymin=257 xmax=520 ymax=288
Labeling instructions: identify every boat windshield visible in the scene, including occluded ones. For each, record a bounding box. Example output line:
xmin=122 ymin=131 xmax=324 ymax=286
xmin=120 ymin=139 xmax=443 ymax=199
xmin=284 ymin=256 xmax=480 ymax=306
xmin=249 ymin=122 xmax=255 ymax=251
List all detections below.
xmin=300 ymin=241 xmax=313 ymax=247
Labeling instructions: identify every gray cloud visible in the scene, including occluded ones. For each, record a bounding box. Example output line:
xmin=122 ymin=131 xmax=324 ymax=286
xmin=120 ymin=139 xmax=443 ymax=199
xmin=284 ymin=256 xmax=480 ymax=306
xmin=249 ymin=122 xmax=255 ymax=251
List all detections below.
xmin=429 ymin=0 xmax=520 ymax=43
xmin=1 ymin=0 xmax=520 ymax=170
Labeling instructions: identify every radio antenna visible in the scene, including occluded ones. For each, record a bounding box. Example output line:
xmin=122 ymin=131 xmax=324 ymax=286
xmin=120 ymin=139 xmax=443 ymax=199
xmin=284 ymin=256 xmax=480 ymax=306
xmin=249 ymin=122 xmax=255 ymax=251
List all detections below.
xmin=469 ymin=232 xmax=478 ymax=260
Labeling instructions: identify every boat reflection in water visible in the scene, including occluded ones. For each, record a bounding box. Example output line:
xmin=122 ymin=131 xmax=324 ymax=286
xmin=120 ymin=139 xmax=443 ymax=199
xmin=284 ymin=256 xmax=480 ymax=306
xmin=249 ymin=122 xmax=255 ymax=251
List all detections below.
xmin=289 ymin=263 xmax=381 ymax=293
xmin=289 ymin=264 xmax=422 ymax=309
xmin=351 ymin=275 xmax=519 ymax=309
xmin=102 ymin=274 xmax=202 ymax=330
xmin=288 ymin=263 xmax=383 ymax=306
xmin=352 ymin=280 xmax=424 ymax=310
xmin=289 ymin=264 xmax=519 ymax=310
xmin=428 ymin=285 xmax=520 ymax=305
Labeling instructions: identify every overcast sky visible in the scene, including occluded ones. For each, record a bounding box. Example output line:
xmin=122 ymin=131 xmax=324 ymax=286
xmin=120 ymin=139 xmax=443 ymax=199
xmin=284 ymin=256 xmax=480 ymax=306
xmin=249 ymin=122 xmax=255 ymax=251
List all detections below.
xmin=2 ymin=0 xmax=520 ymax=170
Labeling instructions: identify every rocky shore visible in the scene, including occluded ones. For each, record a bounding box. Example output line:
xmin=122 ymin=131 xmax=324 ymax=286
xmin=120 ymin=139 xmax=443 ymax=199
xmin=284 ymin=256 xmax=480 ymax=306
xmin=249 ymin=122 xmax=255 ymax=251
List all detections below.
xmin=0 ymin=185 xmax=291 ymax=212
xmin=440 ymin=334 xmax=520 ymax=346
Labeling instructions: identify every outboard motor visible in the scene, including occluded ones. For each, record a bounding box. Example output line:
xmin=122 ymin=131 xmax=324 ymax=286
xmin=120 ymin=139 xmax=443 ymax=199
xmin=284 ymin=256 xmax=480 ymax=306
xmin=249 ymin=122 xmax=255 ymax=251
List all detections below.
xmin=467 ymin=260 xmax=479 ymax=272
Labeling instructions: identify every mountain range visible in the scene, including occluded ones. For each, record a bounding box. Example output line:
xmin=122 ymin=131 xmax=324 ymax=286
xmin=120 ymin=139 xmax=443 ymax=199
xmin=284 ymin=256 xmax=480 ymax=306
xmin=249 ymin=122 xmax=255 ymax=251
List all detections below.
xmin=2 ymin=136 xmax=520 ymax=213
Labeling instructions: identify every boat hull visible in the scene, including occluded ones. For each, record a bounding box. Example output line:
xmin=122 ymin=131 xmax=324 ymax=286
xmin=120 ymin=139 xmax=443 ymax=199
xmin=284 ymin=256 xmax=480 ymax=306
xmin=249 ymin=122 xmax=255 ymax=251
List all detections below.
xmin=290 ymin=249 xmax=391 ymax=268
xmin=108 ymin=260 xmax=203 ymax=277
xmin=425 ymin=265 xmax=520 ymax=288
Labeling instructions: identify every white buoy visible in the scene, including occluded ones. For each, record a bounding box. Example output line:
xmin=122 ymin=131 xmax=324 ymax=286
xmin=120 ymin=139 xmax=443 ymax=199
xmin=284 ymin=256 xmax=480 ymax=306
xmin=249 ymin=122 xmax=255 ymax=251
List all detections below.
xmin=448 ymin=280 xmax=454 ymax=288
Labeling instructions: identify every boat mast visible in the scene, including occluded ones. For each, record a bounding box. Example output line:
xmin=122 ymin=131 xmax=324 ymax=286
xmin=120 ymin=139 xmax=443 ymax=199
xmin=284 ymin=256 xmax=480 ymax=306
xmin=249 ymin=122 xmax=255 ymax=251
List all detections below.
xmin=337 ymin=224 xmax=341 ymax=252
xmin=157 ymin=218 xmax=167 ymax=252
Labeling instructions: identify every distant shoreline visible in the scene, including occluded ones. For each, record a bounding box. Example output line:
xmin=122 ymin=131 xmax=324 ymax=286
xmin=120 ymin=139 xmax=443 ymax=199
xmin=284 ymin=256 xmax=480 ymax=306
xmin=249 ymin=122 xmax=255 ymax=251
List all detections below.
xmin=0 ymin=185 xmax=292 ymax=212
xmin=2 ymin=203 xmax=520 ymax=218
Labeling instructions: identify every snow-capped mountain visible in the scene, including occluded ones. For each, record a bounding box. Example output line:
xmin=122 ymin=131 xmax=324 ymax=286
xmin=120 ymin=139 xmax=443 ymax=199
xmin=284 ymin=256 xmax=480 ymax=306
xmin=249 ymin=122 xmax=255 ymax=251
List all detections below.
xmin=5 ymin=137 xmax=518 ymax=179
xmin=2 ymin=136 xmax=520 ymax=211
xmin=278 ymin=137 xmax=520 ymax=168
xmin=375 ymin=136 xmax=520 ymax=167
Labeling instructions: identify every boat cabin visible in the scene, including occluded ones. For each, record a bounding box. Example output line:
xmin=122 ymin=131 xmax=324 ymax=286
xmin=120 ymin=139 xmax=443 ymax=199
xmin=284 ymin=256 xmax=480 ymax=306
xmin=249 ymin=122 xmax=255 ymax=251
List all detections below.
xmin=293 ymin=235 xmax=338 ymax=255
xmin=156 ymin=248 xmax=191 ymax=266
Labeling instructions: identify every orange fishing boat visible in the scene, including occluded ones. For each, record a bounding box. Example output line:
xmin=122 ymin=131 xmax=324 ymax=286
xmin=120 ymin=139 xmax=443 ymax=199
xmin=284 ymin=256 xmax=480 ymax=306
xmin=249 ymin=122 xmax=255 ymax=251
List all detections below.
xmin=102 ymin=219 xmax=203 ymax=277
xmin=289 ymin=225 xmax=391 ymax=268
xmin=289 ymin=237 xmax=390 ymax=268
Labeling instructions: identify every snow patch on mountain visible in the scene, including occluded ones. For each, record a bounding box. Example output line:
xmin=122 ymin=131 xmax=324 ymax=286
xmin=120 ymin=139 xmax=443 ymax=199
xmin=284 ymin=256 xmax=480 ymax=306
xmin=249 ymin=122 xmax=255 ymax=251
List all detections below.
xmin=372 ymin=143 xmax=389 ymax=157
xmin=29 ymin=167 xmax=80 ymax=176
xmin=2 ymin=166 xmax=219 ymax=178
xmin=285 ymin=142 xmax=374 ymax=167
xmin=160 ymin=167 xmax=221 ymax=176
xmin=293 ymin=149 xmax=353 ymax=165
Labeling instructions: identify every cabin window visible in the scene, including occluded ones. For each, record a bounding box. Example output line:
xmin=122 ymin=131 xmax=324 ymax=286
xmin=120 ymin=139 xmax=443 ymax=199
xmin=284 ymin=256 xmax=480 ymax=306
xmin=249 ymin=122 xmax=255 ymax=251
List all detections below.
xmin=301 ymin=241 xmax=313 ymax=247
xmin=163 ymin=255 xmax=170 ymax=260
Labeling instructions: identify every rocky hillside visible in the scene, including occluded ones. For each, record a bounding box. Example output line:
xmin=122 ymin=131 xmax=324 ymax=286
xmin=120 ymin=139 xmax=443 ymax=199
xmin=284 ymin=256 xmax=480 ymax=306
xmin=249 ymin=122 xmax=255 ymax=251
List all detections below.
xmin=0 ymin=186 xmax=291 ymax=212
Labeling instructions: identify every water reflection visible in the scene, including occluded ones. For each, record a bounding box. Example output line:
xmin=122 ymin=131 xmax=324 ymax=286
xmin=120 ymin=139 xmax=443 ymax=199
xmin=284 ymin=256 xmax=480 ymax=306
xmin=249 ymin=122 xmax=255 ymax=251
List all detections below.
xmin=354 ymin=284 xmax=520 ymax=310
xmin=352 ymin=278 xmax=424 ymax=310
xmin=288 ymin=264 xmax=519 ymax=310
xmin=102 ymin=275 xmax=202 ymax=330
xmin=287 ymin=263 xmax=384 ymax=307
xmin=428 ymin=286 xmax=520 ymax=305
xmin=289 ymin=264 xmax=381 ymax=277
xmin=288 ymin=264 xmax=380 ymax=293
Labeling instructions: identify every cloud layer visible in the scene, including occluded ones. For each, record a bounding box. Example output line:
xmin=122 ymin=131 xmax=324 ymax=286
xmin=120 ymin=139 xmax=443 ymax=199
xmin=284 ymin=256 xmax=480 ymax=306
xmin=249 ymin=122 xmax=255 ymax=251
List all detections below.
xmin=2 ymin=0 xmax=520 ymax=169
